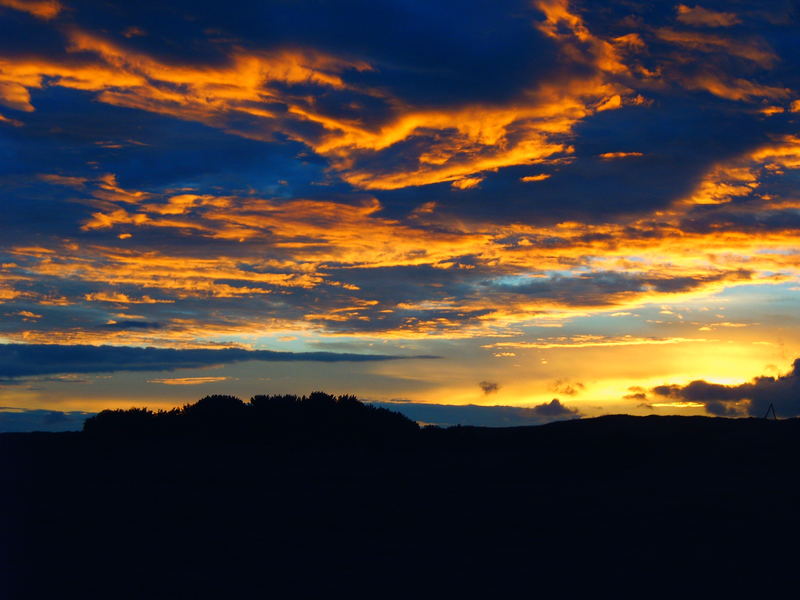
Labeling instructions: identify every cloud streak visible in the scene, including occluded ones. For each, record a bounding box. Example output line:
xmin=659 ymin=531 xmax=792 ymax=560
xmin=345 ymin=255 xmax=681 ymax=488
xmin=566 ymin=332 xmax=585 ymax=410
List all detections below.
xmin=0 ymin=344 xmax=437 ymax=378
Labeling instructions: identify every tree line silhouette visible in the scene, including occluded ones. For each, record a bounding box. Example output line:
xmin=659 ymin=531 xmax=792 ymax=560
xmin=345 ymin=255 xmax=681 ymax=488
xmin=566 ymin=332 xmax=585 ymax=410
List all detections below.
xmin=83 ymin=392 xmax=420 ymax=444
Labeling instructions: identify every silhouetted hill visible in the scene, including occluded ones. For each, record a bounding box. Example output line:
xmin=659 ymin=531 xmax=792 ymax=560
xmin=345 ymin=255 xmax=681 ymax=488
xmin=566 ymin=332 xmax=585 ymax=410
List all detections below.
xmin=4 ymin=399 xmax=800 ymax=597
xmin=82 ymin=392 xmax=419 ymax=445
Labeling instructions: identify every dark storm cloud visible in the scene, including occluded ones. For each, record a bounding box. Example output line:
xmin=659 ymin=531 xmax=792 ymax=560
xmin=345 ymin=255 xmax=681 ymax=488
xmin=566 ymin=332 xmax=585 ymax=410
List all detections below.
xmin=0 ymin=344 xmax=437 ymax=378
xmin=652 ymin=359 xmax=800 ymax=417
xmin=372 ymin=398 xmax=580 ymax=428
xmin=58 ymin=0 xmax=557 ymax=108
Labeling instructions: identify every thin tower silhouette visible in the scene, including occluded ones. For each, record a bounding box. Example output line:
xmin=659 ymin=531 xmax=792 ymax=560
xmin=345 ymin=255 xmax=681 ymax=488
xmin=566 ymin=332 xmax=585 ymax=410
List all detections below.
xmin=764 ymin=403 xmax=778 ymax=420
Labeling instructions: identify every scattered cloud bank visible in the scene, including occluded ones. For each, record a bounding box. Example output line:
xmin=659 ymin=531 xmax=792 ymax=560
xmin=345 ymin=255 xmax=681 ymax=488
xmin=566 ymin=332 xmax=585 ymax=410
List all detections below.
xmin=652 ymin=359 xmax=800 ymax=417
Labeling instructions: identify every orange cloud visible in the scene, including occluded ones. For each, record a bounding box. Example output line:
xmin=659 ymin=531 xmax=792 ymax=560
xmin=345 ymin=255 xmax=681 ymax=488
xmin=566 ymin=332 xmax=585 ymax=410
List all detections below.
xmin=0 ymin=0 xmax=62 ymax=20
xmin=0 ymin=81 xmax=34 ymax=111
xmin=451 ymin=177 xmax=484 ymax=190
xmin=750 ymin=135 xmax=800 ymax=169
xmin=0 ymin=112 xmax=22 ymax=126
xmin=84 ymin=292 xmax=174 ymax=304
xmin=38 ymin=174 xmax=89 ymax=187
xmin=679 ymin=72 xmax=788 ymax=101
xmin=535 ymin=0 xmax=628 ymax=74
xmin=676 ymin=5 xmax=741 ymax=28
xmin=520 ymin=174 xmax=551 ymax=182
xmin=680 ymin=163 xmax=758 ymax=205
xmin=655 ymin=28 xmax=776 ymax=67
xmin=598 ymin=152 xmax=644 ymax=159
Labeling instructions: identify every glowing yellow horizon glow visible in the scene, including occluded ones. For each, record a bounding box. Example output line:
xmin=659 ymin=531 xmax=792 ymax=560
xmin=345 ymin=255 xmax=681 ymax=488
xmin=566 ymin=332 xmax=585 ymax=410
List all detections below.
xmin=2 ymin=334 xmax=794 ymax=418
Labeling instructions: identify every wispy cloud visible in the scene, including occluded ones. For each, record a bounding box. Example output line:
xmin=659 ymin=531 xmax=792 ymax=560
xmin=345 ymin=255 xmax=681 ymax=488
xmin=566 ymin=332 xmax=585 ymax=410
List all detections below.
xmin=484 ymin=336 xmax=711 ymax=350
xmin=147 ymin=376 xmax=230 ymax=385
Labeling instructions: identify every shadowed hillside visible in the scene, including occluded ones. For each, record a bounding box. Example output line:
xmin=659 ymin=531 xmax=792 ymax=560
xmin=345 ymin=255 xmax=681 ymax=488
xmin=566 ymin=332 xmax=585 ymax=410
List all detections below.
xmin=4 ymin=394 xmax=800 ymax=597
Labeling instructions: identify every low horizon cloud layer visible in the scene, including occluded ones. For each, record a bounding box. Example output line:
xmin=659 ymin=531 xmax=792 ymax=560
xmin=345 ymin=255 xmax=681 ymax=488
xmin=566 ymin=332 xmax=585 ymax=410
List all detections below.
xmin=0 ymin=407 xmax=95 ymax=432
xmin=373 ymin=398 xmax=580 ymax=427
xmin=1 ymin=0 xmax=799 ymax=414
xmin=5 ymin=355 xmax=800 ymax=431
xmin=0 ymin=397 xmax=581 ymax=432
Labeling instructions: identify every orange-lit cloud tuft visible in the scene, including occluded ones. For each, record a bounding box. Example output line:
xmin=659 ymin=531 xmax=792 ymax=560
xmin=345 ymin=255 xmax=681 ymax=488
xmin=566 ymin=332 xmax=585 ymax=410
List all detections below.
xmin=0 ymin=0 xmax=62 ymax=20
xmin=676 ymin=5 xmax=741 ymax=28
xmin=147 ymin=377 xmax=230 ymax=385
xmin=598 ymin=152 xmax=643 ymax=159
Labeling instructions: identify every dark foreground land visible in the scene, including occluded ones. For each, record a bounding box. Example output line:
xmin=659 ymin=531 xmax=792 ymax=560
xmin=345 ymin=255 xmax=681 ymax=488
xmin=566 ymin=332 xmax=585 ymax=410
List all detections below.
xmin=3 ymin=395 xmax=800 ymax=597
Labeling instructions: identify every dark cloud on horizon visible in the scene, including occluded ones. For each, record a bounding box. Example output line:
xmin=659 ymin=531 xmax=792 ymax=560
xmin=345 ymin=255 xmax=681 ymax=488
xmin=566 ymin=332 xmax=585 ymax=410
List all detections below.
xmin=652 ymin=359 xmax=800 ymax=417
xmin=0 ymin=407 xmax=95 ymax=433
xmin=0 ymin=344 xmax=437 ymax=378
xmin=0 ymin=398 xmax=581 ymax=432
xmin=372 ymin=398 xmax=580 ymax=428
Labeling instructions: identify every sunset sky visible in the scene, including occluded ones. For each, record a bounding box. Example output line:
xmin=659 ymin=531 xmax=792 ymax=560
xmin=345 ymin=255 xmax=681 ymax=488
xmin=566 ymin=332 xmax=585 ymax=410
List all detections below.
xmin=1 ymin=0 xmax=799 ymax=429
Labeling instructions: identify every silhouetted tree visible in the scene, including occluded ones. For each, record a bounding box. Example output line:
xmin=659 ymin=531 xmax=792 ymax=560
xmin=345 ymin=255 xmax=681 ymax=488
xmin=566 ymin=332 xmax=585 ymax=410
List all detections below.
xmin=82 ymin=392 xmax=419 ymax=445
xmin=83 ymin=407 xmax=155 ymax=438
